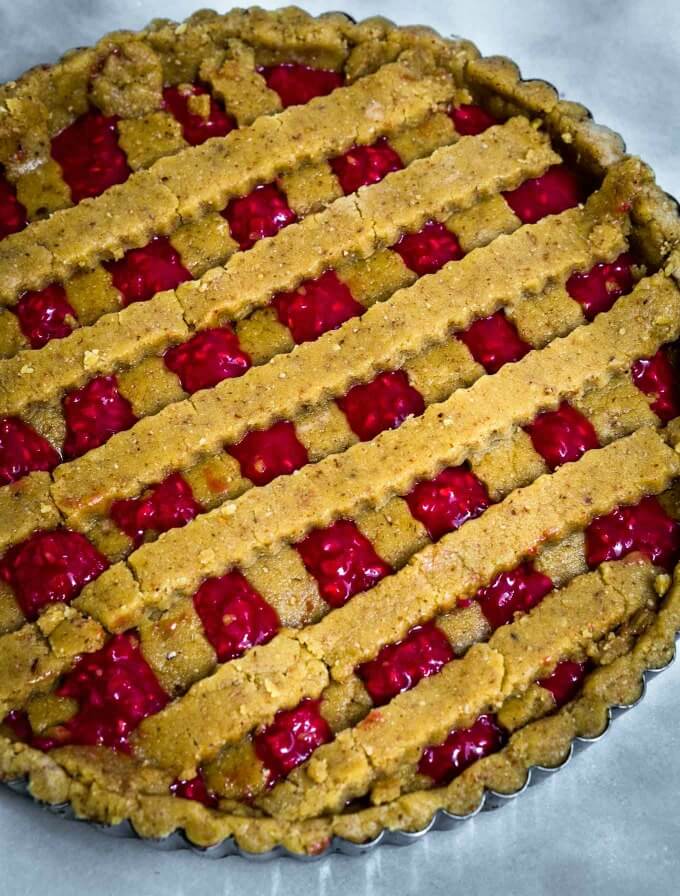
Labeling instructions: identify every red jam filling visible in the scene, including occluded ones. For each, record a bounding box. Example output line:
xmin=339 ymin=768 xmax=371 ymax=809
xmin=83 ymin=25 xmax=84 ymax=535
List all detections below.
xmin=393 ymin=220 xmax=464 ymax=276
xmin=162 ymin=83 xmax=235 ymax=146
xmin=458 ymin=310 xmax=530 ymax=374
xmin=43 ymin=633 xmax=168 ymax=752
xmin=253 ymin=698 xmax=332 ymax=787
xmin=357 ymin=622 xmax=454 ymax=706
xmin=51 ymin=110 xmax=131 ymax=203
xmin=164 ymin=326 xmax=251 ymax=393
xmin=0 ymin=170 xmax=27 ymax=240
xmin=475 ymin=562 xmax=553 ymax=630
xmin=337 ymin=370 xmax=425 ymax=442
xmin=296 ymin=519 xmax=391 ymax=608
xmin=418 ymin=714 xmax=506 ymax=786
xmin=111 ymin=473 xmax=201 ymax=547
xmin=330 ymin=138 xmax=403 ymax=195
xmin=449 ymin=103 xmax=498 ymax=136
xmin=537 ymin=659 xmax=588 ymax=708
xmin=0 ymin=528 xmax=108 ymax=621
xmin=0 ymin=417 xmax=59 ymax=486
xmin=193 ymin=569 xmax=280 ymax=662
xmin=566 ymin=253 xmax=634 ymax=321
xmin=63 ymin=374 xmax=137 ymax=460
xmin=259 ymin=63 xmax=344 ymax=107
xmin=170 ymin=772 xmax=218 ymax=808
xmin=406 ymin=465 xmax=490 ymax=541
xmin=632 ymin=349 xmax=679 ymax=422
xmin=105 ymin=236 xmax=192 ymax=307
xmin=15 ymin=283 xmax=77 ymax=349
xmin=272 ymin=270 xmax=363 ymax=344
xmin=228 ymin=420 xmax=308 ymax=486
xmin=585 ymin=495 xmax=680 ymax=571
xmin=503 ymin=165 xmax=584 ymax=225
xmin=525 ymin=401 xmax=600 ymax=471
xmin=223 ymin=183 xmax=297 ymax=251
xmin=3 ymin=709 xmax=33 ymax=742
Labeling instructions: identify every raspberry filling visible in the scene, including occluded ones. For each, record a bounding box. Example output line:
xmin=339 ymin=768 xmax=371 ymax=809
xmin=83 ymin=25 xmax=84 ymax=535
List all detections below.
xmin=566 ymin=253 xmax=635 ymax=320
xmin=475 ymin=562 xmax=554 ymax=630
xmin=0 ymin=528 xmax=108 ymax=621
xmin=253 ymin=698 xmax=332 ymax=787
xmin=0 ymin=170 xmax=27 ymax=240
xmin=170 ymin=772 xmax=219 ymax=808
xmin=297 ymin=519 xmax=392 ymax=608
xmin=418 ymin=714 xmax=506 ymax=786
xmin=585 ymin=495 xmax=680 ymax=570
xmin=537 ymin=659 xmax=588 ymax=707
xmin=259 ymin=63 xmax=344 ymax=107
xmin=164 ymin=326 xmax=251 ymax=393
xmin=337 ymin=370 xmax=425 ymax=441
xmin=272 ymin=270 xmax=363 ymax=344
xmin=63 ymin=375 xmax=137 ymax=460
xmin=223 ymin=183 xmax=297 ymax=251
xmin=111 ymin=473 xmax=201 ymax=547
xmin=449 ymin=103 xmax=498 ymax=136
xmin=330 ymin=138 xmax=403 ymax=195
xmin=393 ymin=220 xmax=464 ymax=276
xmin=632 ymin=349 xmax=679 ymax=422
xmin=458 ymin=310 xmax=530 ymax=374
xmin=15 ymin=283 xmax=77 ymax=349
xmin=193 ymin=570 xmax=280 ymax=662
xmin=406 ymin=465 xmax=490 ymax=541
xmin=105 ymin=236 xmax=192 ymax=307
xmin=39 ymin=633 xmax=168 ymax=752
xmin=0 ymin=417 xmax=59 ymax=486
xmin=503 ymin=165 xmax=584 ymax=225
xmin=228 ymin=420 xmax=308 ymax=486
xmin=162 ymin=83 xmax=235 ymax=146
xmin=357 ymin=622 xmax=454 ymax=706
xmin=526 ymin=401 xmax=600 ymax=471
xmin=51 ymin=109 xmax=131 ymax=203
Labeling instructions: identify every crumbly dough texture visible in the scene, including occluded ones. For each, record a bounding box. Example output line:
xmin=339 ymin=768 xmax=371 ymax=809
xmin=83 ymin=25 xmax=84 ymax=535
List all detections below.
xmin=1 ymin=5 xmax=680 ymax=855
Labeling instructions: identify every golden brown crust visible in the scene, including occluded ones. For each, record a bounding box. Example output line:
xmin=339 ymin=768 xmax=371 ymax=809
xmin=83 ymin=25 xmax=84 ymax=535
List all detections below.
xmin=1 ymin=4 xmax=679 ymax=858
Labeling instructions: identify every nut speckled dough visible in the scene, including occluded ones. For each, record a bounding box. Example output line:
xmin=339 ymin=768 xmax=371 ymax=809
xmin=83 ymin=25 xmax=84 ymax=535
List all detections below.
xmin=1 ymin=5 xmax=680 ymax=857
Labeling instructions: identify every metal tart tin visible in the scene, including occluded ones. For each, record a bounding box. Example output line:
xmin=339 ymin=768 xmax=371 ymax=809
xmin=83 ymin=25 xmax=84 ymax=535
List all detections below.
xmin=4 ymin=640 xmax=676 ymax=861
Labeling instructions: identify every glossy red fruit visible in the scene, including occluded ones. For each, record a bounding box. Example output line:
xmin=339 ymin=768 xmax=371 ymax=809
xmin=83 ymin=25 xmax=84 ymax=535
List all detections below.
xmin=338 ymin=370 xmax=424 ymax=441
xmin=537 ymin=660 xmax=588 ymax=707
xmin=330 ymin=138 xmax=403 ymax=195
xmin=62 ymin=375 xmax=137 ymax=460
xmin=223 ymin=183 xmax=297 ymax=251
xmin=476 ymin=562 xmax=553 ymax=630
xmin=162 ymin=83 xmax=235 ymax=146
xmin=406 ymin=465 xmax=490 ymax=541
xmin=566 ymin=253 xmax=634 ymax=320
xmin=393 ymin=220 xmax=464 ymax=276
xmin=449 ymin=103 xmax=498 ymax=136
xmin=0 ymin=417 xmax=59 ymax=486
xmin=193 ymin=570 xmax=280 ymax=662
xmin=253 ymin=698 xmax=332 ymax=787
xmin=526 ymin=401 xmax=600 ymax=471
xmin=297 ymin=519 xmax=391 ymax=608
xmin=418 ymin=714 xmax=506 ymax=785
xmin=105 ymin=236 xmax=192 ymax=307
xmin=272 ymin=270 xmax=362 ymax=344
xmin=0 ymin=170 xmax=27 ymax=240
xmin=51 ymin=109 xmax=130 ymax=203
xmin=170 ymin=772 xmax=219 ymax=808
xmin=585 ymin=495 xmax=680 ymax=570
xmin=357 ymin=622 xmax=454 ymax=705
xmin=0 ymin=528 xmax=108 ymax=620
xmin=228 ymin=420 xmax=308 ymax=486
xmin=164 ymin=326 xmax=251 ymax=393
xmin=458 ymin=310 xmax=530 ymax=374
xmin=632 ymin=348 xmax=679 ymax=422
xmin=503 ymin=165 xmax=584 ymax=224
xmin=15 ymin=283 xmax=77 ymax=348
xmin=111 ymin=473 xmax=201 ymax=546
xmin=259 ymin=63 xmax=344 ymax=107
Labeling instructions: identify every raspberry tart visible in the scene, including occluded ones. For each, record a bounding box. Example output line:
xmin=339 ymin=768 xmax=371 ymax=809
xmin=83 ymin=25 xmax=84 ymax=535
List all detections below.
xmin=1 ymin=6 xmax=680 ymax=857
